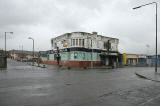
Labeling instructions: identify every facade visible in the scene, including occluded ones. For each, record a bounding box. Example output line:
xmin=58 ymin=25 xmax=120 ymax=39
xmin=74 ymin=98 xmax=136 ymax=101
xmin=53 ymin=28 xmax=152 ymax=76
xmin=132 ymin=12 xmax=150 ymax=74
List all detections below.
xmin=122 ymin=53 xmax=138 ymax=66
xmin=123 ymin=53 xmax=148 ymax=66
xmin=39 ymin=50 xmax=55 ymax=64
xmin=9 ymin=50 xmax=38 ymax=61
xmin=149 ymin=55 xmax=160 ymax=67
xmin=137 ymin=54 xmax=147 ymax=66
xmin=46 ymin=32 xmax=120 ymax=68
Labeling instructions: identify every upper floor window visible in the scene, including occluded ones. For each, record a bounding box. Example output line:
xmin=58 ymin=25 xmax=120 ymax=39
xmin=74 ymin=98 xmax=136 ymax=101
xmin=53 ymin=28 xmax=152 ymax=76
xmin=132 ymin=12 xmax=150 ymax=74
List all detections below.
xmin=51 ymin=40 xmax=54 ymax=47
xmin=82 ymin=39 xmax=84 ymax=46
xmin=71 ymin=39 xmax=72 ymax=46
xmin=73 ymin=39 xmax=75 ymax=46
xmin=54 ymin=43 xmax=57 ymax=49
xmin=71 ymin=38 xmax=85 ymax=47
xmin=76 ymin=39 xmax=78 ymax=46
xmin=91 ymin=40 xmax=92 ymax=47
xmin=79 ymin=39 xmax=82 ymax=46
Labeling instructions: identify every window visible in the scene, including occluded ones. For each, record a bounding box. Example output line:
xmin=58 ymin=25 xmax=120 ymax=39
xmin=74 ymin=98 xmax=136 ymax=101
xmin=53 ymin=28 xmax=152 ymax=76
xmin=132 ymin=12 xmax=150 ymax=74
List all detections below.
xmin=54 ymin=43 xmax=57 ymax=49
xmin=82 ymin=39 xmax=84 ymax=46
xmin=51 ymin=40 xmax=53 ymax=46
xmin=73 ymin=39 xmax=75 ymax=46
xmin=79 ymin=39 xmax=82 ymax=46
xmin=97 ymin=41 xmax=99 ymax=48
xmin=71 ymin=39 xmax=72 ymax=46
xmin=47 ymin=55 xmax=49 ymax=60
xmin=83 ymin=53 xmax=85 ymax=60
xmin=72 ymin=39 xmax=84 ymax=47
xmin=91 ymin=40 xmax=92 ymax=47
xmin=76 ymin=39 xmax=78 ymax=46
xmin=104 ymin=42 xmax=107 ymax=49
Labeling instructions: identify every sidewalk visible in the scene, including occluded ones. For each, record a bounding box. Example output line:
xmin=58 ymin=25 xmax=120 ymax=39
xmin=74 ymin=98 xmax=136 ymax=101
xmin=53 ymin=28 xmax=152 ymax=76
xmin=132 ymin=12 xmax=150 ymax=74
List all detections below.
xmin=135 ymin=69 xmax=160 ymax=82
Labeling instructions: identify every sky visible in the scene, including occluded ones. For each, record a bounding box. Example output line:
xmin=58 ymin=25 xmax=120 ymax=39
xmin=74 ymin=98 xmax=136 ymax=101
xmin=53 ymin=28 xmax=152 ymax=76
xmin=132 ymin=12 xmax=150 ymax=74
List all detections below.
xmin=0 ymin=0 xmax=160 ymax=54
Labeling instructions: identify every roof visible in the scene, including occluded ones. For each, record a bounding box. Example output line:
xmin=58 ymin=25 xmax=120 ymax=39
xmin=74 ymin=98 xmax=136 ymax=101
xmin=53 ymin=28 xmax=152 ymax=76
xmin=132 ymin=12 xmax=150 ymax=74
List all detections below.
xmin=51 ymin=32 xmax=119 ymax=40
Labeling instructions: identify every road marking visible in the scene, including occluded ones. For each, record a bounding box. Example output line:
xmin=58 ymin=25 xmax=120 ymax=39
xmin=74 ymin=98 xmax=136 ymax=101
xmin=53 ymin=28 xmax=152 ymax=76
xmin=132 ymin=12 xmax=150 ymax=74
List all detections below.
xmin=139 ymin=93 xmax=160 ymax=106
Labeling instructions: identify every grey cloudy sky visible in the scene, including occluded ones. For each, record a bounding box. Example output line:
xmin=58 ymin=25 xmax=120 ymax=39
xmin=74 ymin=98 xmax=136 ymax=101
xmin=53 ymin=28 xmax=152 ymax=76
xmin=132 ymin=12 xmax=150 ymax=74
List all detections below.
xmin=0 ymin=0 xmax=160 ymax=54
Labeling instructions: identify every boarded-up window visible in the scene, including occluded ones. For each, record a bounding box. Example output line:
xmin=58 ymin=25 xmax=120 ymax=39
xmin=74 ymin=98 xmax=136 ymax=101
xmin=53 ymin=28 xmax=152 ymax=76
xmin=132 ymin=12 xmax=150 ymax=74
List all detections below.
xmin=76 ymin=39 xmax=78 ymax=46
xmin=51 ymin=40 xmax=53 ymax=46
xmin=82 ymin=39 xmax=84 ymax=46
xmin=71 ymin=39 xmax=72 ymax=46
xmin=54 ymin=43 xmax=57 ymax=49
xmin=79 ymin=39 xmax=82 ymax=46
xmin=73 ymin=39 xmax=75 ymax=46
xmin=91 ymin=40 xmax=92 ymax=47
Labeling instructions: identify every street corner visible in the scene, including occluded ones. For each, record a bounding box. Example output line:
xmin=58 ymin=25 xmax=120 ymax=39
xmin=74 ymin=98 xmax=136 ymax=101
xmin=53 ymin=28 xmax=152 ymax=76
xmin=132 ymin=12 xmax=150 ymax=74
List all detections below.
xmin=135 ymin=69 xmax=160 ymax=82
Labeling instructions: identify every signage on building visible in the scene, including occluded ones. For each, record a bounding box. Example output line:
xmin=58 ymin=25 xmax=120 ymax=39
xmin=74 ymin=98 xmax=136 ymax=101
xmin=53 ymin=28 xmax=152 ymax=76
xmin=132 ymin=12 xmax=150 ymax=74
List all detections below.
xmin=63 ymin=43 xmax=67 ymax=47
xmin=74 ymin=52 xmax=78 ymax=59
xmin=109 ymin=53 xmax=117 ymax=56
xmin=138 ymin=55 xmax=147 ymax=58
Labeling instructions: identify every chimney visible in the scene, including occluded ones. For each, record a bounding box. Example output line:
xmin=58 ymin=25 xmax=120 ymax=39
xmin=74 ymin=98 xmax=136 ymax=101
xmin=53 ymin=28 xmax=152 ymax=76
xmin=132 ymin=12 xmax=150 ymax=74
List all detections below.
xmin=92 ymin=32 xmax=97 ymax=35
xmin=92 ymin=32 xmax=97 ymax=38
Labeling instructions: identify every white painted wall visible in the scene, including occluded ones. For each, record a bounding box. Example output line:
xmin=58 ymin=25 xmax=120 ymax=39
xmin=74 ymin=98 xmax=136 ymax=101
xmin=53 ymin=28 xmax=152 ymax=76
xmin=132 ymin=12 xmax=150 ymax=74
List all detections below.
xmin=51 ymin=32 xmax=119 ymax=52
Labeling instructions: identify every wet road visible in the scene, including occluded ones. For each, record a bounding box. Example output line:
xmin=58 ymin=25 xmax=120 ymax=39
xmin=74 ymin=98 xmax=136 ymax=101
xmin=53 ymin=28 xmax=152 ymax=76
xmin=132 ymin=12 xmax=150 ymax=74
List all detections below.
xmin=0 ymin=59 xmax=160 ymax=106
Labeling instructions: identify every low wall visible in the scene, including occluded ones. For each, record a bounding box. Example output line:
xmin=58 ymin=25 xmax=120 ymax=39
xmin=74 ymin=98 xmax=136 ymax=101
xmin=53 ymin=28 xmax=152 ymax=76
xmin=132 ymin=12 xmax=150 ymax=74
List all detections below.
xmin=41 ymin=60 xmax=101 ymax=68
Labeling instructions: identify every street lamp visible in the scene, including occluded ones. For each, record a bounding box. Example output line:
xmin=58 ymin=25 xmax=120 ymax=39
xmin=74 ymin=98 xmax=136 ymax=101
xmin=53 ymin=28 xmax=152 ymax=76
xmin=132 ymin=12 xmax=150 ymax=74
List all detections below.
xmin=133 ymin=2 xmax=158 ymax=73
xmin=28 ymin=37 xmax=34 ymax=65
xmin=19 ymin=45 xmax=23 ymax=61
xmin=4 ymin=32 xmax=13 ymax=68
xmin=5 ymin=32 xmax=13 ymax=55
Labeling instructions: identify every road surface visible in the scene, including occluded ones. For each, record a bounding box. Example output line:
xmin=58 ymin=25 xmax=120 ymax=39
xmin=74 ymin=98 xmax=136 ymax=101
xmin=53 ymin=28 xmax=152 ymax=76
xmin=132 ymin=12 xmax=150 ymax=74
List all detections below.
xmin=0 ymin=59 xmax=160 ymax=106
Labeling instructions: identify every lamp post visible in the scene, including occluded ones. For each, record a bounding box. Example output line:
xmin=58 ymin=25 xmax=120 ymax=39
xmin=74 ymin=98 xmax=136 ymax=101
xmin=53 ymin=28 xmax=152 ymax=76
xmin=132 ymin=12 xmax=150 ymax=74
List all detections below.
xmin=19 ymin=45 xmax=23 ymax=61
xmin=4 ymin=32 xmax=13 ymax=68
xmin=28 ymin=37 xmax=34 ymax=65
xmin=133 ymin=2 xmax=158 ymax=73
xmin=91 ymin=39 xmax=93 ymax=68
xmin=5 ymin=32 xmax=13 ymax=56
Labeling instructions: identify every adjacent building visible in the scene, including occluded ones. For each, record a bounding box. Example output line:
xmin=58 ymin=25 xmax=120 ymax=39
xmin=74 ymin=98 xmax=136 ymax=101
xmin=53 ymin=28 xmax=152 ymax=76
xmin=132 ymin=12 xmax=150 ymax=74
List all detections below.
xmin=9 ymin=50 xmax=38 ymax=61
xmin=46 ymin=32 xmax=120 ymax=68
xmin=122 ymin=53 xmax=138 ymax=66
xmin=122 ymin=53 xmax=148 ymax=66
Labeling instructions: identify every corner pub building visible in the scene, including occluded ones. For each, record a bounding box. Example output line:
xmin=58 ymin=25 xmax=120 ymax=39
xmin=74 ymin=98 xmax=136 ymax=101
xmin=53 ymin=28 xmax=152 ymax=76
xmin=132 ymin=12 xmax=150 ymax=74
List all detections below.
xmin=50 ymin=32 xmax=120 ymax=68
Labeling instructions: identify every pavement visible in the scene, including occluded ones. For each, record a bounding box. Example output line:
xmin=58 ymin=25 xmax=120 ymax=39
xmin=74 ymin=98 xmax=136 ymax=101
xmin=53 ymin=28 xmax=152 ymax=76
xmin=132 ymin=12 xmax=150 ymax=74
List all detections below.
xmin=1 ymin=59 xmax=160 ymax=106
xmin=135 ymin=69 xmax=160 ymax=82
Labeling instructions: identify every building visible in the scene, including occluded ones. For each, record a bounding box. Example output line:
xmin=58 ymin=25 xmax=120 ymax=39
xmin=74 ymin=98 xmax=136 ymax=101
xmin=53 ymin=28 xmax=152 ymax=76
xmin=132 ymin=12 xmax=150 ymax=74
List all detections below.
xmin=122 ymin=53 xmax=148 ymax=66
xmin=39 ymin=50 xmax=54 ymax=64
xmin=9 ymin=50 xmax=38 ymax=61
xmin=149 ymin=55 xmax=160 ymax=67
xmin=137 ymin=54 xmax=147 ymax=66
xmin=122 ymin=53 xmax=138 ymax=66
xmin=46 ymin=32 xmax=120 ymax=68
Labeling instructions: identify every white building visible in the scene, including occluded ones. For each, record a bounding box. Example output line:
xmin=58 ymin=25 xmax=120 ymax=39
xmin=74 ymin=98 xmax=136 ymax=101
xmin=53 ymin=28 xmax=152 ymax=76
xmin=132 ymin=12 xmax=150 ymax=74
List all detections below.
xmin=49 ymin=32 xmax=119 ymax=68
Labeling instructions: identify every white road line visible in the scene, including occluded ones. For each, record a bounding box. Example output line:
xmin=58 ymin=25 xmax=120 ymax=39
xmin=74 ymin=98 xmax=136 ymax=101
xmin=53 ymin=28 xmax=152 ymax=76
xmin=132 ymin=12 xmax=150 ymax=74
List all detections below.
xmin=139 ymin=93 xmax=160 ymax=106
